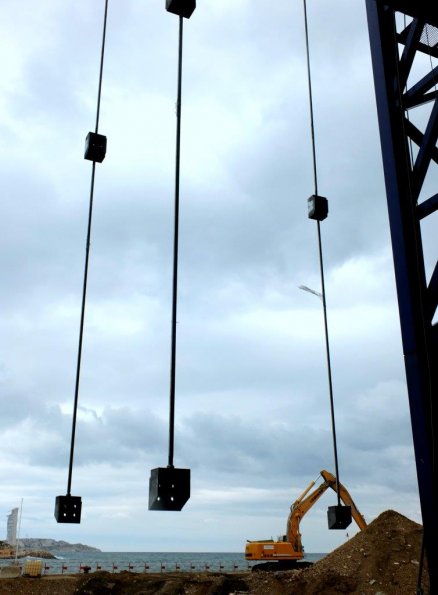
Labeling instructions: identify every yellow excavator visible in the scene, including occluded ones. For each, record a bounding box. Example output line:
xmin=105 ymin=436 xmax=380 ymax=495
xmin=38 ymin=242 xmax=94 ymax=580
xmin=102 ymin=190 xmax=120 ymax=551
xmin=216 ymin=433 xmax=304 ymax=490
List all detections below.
xmin=245 ymin=470 xmax=367 ymax=570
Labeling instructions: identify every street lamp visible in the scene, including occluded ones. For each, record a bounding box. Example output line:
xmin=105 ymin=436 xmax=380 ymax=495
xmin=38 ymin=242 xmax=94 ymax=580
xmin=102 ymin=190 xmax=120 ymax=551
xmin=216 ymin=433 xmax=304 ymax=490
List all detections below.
xmin=299 ymin=285 xmax=322 ymax=300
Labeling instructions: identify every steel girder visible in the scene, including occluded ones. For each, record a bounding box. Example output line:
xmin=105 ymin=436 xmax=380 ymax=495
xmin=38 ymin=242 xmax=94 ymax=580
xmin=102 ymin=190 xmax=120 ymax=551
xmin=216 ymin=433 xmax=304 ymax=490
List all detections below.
xmin=366 ymin=1 xmax=438 ymax=588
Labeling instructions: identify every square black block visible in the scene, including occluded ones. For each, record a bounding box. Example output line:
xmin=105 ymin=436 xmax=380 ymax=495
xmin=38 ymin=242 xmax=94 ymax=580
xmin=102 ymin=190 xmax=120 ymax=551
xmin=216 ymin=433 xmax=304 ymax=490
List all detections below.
xmin=149 ymin=467 xmax=190 ymax=511
xmin=308 ymin=194 xmax=328 ymax=221
xmin=327 ymin=505 xmax=352 ymax=530
xmin=84 ymin=132 xmax=107 ymax=163
xmin=55 ymin=495 xmax=82 ymax=523
xmin=166 ymin=0 xmax=196 ymax=18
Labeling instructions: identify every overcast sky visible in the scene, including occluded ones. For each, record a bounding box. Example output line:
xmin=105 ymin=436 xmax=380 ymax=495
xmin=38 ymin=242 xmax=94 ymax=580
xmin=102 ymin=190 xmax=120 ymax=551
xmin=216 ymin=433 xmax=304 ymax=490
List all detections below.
xmin=0 ymin=0 xmax=434 ymax=554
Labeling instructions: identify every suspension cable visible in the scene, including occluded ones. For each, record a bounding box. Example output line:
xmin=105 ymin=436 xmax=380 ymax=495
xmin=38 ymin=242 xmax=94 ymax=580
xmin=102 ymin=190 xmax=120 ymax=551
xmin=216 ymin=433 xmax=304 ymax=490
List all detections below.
xmin=303 ymin=0 xmax=318 ymax=197
xmin=303 ymin=0 xmax=342 ymax=506
xmin=95 ymin=0 xmax=109 ymax=134
xmin=168 ymin=14 xmax=184 ymax=468
xmin=66 ymin=0 xmax=109 ymax=497
xmin=147 ymin=3 xmax=193 ymax=513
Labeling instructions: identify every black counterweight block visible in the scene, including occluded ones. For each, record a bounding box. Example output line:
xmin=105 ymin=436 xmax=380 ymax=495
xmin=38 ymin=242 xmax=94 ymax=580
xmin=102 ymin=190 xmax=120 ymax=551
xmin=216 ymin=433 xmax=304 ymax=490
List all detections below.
xmin=149 ymin=467 xmax=190 ymax=511
xmin=327 ymin=505 xmax=352 ymax=529
xmin=166 ymin=0 xmax=196 ymax=18
xmin=55 ymin=495 xmax=82 ymax=523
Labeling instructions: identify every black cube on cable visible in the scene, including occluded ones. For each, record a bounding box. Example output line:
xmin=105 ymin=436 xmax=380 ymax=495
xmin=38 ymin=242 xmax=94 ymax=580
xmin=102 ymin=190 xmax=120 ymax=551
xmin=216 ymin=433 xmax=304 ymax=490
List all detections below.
xmin=307 ymin=194 xmax=328 ymax=221
xmin=84 ymin=132 xmax=107 ymax=163
xmin=149 ymin=467 xmax=190 ymax=511
xmin=327 ymin=505 xmax=352 ymax=530
xmin=166 ymin=0 xmax=196 ymax=18
xmin=54 ymin=495 xmax=82 ymax=523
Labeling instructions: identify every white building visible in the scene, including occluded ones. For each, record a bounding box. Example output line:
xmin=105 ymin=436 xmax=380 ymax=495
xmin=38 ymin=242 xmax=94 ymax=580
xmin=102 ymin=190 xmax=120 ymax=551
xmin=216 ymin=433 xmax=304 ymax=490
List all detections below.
xmin=6 ymin=508 xmax=18 ymax=546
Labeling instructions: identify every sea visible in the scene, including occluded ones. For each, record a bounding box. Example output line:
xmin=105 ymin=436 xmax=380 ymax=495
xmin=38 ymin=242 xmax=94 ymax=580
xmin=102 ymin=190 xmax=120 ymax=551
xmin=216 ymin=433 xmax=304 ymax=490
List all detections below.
xmin=0 ymin=552 xmax=325 ymax=575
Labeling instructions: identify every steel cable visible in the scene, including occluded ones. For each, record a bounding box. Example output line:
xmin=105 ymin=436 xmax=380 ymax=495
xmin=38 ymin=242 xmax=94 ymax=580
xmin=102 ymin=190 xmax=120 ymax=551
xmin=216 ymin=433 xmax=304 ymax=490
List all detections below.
xmin=168 ymin=15 xmax=184 ymax=468
xmin=302 ymin=0 xmax=342 ymax=505
xmin=66 ymin=0 xmax=109 ymax=496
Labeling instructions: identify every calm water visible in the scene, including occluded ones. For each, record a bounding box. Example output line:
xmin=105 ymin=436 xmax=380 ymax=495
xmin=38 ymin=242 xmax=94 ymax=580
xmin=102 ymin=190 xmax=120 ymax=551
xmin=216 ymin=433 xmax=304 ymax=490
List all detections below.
xmin=1 ymin=551 xmax=325 ymax=575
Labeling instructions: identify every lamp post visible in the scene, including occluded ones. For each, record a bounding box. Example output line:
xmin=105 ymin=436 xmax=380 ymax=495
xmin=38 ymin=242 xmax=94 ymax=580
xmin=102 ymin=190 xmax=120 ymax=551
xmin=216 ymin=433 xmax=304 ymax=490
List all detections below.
xmin=299 ymin=285 xmax=322 ymax=300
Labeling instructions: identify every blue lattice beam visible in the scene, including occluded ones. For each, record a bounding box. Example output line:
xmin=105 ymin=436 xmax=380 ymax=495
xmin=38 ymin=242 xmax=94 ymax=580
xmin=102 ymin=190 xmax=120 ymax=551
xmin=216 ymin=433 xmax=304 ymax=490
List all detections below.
xmin=366 ymin=1 xmax=438 ymax=590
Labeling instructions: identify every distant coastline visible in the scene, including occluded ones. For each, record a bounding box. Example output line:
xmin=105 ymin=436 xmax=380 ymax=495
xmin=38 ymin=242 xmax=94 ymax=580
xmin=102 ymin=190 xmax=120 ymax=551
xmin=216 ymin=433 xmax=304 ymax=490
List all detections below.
xmin=18 ymin=538 xmax=101 ymax=553
xmin=0 ymin=538 xmax=100 ymax=559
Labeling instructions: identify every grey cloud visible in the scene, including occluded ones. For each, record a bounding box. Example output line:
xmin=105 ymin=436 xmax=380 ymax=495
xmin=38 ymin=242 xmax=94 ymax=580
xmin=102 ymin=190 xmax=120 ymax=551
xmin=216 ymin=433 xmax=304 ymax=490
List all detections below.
xmin=179 ymin=406 xmax=416 ymax=491
xmin=4 ymin=403 xmax=167 ymax=468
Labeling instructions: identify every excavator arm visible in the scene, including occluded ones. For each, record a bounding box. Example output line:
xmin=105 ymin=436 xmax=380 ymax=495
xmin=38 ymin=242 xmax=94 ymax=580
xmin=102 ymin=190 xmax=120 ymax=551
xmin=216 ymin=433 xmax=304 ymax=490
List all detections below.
xmin=286 ymin=470 xmax=367 ymax=553
xmin=245 ymin=469 xmax=366 ymax=566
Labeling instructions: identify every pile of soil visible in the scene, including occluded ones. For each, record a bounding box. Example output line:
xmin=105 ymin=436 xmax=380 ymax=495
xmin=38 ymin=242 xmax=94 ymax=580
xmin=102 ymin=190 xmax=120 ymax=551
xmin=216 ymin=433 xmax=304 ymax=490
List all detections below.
xmin=256 ymin=509 xmax=429 ymax=595
xmin=0 ymin=510 xmax=429 ymax=594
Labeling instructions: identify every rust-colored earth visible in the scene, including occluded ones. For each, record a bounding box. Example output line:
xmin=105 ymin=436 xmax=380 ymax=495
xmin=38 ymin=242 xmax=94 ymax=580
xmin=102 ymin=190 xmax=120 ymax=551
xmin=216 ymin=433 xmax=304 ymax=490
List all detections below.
xmin=0 ymin=510 xmax=429 ymax=594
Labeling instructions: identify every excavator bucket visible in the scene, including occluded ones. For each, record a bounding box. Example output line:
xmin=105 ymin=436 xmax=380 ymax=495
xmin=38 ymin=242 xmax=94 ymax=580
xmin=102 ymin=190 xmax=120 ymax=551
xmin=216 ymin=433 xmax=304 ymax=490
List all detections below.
xmin=327 ymin=505 xmax=352 ymax=529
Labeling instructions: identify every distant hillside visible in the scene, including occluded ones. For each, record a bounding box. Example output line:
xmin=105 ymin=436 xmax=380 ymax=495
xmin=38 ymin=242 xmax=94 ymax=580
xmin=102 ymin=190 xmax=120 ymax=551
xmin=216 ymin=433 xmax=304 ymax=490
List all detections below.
xmin=17 ymin=538 xmax=101 ymax=553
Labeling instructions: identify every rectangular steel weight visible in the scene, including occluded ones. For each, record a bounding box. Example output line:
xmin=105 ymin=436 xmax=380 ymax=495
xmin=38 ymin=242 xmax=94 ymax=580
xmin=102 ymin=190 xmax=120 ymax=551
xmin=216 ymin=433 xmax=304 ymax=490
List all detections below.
xmin=149 ymin=467 xmax=190 ymax=511
xmin=166 ymin=0 xmax=196 ymax=19
xmin=327 ymin=505 xmax=352 ymax=530
xmin=54 ymin=495 xmax=82 ymax=523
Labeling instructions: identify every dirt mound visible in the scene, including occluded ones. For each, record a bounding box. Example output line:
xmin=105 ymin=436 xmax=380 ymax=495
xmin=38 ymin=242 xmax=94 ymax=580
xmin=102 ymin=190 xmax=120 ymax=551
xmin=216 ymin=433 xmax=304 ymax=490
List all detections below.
xmin=270 ymin=509 xmax=429 ymax=594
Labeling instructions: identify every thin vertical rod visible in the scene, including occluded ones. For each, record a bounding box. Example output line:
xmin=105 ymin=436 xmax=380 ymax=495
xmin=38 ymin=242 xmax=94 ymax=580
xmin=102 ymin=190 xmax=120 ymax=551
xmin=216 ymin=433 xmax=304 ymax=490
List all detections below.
xmin=66 ymin=0 xmax=109 ymax=495
xmin=303 ymin=0 xmax=318 ymax=196
xmin=168 ymin=15 xmax=184 ymax=468
xmin=95 ymin=0 xmax=109 ymax=134
xmin=303 ymin=0 xmax=341 ymax=504
xmin=317 ymin=221 xmax=341 ymax=506
xmin=67 ymin=163 xmax=97 ymax=495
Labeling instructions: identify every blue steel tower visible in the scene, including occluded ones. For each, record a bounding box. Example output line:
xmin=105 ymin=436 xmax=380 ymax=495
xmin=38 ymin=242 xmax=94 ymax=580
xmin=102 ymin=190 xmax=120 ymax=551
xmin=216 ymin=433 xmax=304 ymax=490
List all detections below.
xmin=366 ymin=1 xmax=438 ymax=589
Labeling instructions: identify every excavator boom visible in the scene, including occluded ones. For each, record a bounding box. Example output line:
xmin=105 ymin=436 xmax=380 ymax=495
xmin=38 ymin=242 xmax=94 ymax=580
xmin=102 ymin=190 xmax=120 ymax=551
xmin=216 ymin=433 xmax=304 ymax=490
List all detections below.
xmin=245 ymin=470 xmax=366 ymax=568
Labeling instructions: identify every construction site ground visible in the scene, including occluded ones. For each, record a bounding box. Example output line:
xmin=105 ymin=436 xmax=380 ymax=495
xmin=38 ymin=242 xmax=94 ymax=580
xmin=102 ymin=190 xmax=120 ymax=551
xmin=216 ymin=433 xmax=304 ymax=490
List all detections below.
xmin=0 ymin=510 xmax=429 ymax=594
